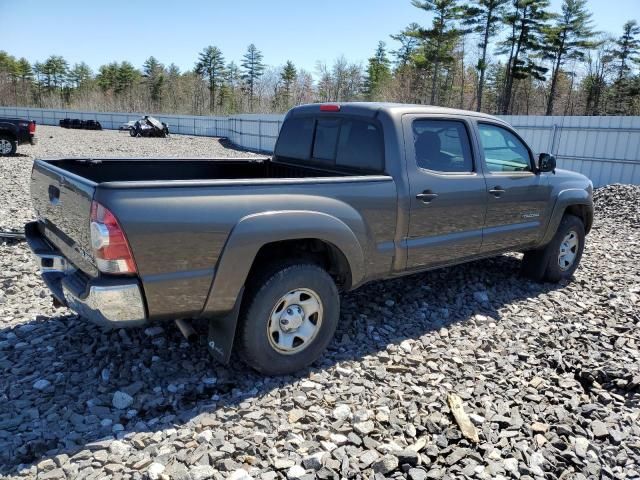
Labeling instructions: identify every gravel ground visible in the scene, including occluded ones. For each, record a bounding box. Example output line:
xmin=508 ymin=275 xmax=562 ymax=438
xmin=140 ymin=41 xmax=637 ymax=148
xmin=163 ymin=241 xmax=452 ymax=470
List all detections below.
xmin=1 ymin=127 xmax=639 ymax=480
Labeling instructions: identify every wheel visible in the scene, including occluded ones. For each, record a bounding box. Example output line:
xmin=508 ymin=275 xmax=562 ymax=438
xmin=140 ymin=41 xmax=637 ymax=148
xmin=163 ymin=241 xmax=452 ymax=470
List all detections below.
xmin=237 ymin=263 xmax=340 ymax=375
xmin=522 ymin=214 xmax=585 ymax=282
xmin=129 ymin=128 xmax=137 ymax=137
xmin=0 ymin=134 xmax=17 ymax=156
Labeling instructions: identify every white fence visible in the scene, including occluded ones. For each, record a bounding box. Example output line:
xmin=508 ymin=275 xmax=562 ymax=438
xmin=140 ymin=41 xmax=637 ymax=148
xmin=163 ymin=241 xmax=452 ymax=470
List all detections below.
xmin=1 ymin=106 xmax=639 ymax=187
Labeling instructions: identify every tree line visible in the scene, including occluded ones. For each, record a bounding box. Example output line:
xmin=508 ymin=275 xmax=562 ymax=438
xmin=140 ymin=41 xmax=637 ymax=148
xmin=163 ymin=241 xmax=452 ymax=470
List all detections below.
xmin=1 ymin=0 xmax=639 ymax=116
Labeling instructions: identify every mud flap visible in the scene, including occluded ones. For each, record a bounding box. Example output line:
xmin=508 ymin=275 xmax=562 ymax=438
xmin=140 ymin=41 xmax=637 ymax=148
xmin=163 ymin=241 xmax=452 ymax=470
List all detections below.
xmin=207 ymin=287 xmax=244 ymax=364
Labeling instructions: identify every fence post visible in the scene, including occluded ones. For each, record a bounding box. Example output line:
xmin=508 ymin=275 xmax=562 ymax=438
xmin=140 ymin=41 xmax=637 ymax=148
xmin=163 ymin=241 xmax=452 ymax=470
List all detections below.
xmin=549 ymin=124 xmax=559 ymax=155
xmin=258 ymin=119 xmax=262 ymax=152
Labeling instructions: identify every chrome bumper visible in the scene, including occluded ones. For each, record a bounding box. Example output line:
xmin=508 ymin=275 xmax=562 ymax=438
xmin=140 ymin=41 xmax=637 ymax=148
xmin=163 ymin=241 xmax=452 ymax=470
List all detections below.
xmin=25 ymin=221 xmax=147 ymax=327
xmin=62 ymin=282 xmax=146 ymax=327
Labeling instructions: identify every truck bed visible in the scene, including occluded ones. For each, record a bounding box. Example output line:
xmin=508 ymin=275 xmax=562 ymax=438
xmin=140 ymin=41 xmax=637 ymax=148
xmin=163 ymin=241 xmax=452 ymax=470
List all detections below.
xmin=49 ymin=157 xmax=353 ymax=183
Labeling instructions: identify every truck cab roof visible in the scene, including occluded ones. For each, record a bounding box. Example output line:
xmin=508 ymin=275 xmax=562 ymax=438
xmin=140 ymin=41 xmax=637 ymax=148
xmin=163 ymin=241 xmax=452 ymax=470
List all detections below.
xmin=289 ymin=102 xmax=506 ymax=124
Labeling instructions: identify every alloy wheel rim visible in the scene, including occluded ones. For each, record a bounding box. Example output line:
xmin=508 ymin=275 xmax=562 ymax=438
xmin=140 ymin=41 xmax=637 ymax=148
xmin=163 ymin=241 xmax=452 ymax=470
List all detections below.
xmin=267 ymin=288 xmax=323 ymax=355
xmin=0 ymin=139 xmax=11 ymax=154
xmin=558 ymin=230 xmax=579 ymax=271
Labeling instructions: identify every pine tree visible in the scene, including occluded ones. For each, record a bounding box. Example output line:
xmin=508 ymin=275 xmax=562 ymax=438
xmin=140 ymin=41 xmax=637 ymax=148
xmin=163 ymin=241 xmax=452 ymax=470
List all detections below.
xmin=280 ymin=60 xmax=297 ymax=109
xmin=195 ymin=46 xmax=225 ymax=113
xmin=68 ymin=62 xmax=92 ymax=89
xmin=498 ymin=0 xmax=552 ymax=114
xmin=143 ymin=56 xmax=165 ymax=108
xmin=462 ymin=0 xmax=510 ymax=111
xmin=241 ymin=44 xmax=265 ymax=111
xmin=390 ymin=24 xmax=420 ymax=67
xmin=42 ymin=55 xmax=68 ymax=90
xmin=614 ymin=21 xmax=640 ymax=82
xmin=97 ymin=62 xmax=119 ymax=92
xmin=543 ymin=0 xmax=595 ymax=115
xmin=364 ymin=41 xmax=392 ymax=100
xmin=611 ymin=20 xmax=640 ymax=112
xmin=409 ymin=0 xmax=463 ymax=105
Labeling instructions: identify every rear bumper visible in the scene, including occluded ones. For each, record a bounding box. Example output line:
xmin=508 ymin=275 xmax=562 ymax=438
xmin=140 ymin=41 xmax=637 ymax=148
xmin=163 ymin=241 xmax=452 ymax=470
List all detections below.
xmin=25 ymin=221 xmax=147 ymax=327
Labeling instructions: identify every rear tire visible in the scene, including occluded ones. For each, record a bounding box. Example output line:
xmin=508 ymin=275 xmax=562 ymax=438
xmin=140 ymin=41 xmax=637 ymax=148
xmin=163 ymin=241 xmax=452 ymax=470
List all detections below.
xmin=0 ymin=134 xmax=17 ymax=156
xmin=237 ymin=263 xmax=339 ymax=375
xmin=522 ymin=214 xmax=585 ymax=282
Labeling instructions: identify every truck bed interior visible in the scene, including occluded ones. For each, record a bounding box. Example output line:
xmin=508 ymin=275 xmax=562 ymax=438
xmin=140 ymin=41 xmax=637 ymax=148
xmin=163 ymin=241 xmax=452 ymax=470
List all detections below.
xmin=49 ymin=158 xmax=358 ymax=183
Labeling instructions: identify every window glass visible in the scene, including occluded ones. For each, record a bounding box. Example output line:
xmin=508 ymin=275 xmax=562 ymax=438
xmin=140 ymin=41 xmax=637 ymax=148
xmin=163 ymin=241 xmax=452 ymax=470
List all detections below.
xmin=413 ymin=120 xmax=473 ymax=173
xmin=336 ymin=119 xmax=384 ymax=172
xmin=274 ymin=117 xmax=314 ymax=161
xmin=312 ymin=118 xmax=340 ymax=163
xmin=478 ymin=123 xmax=531 ymax=172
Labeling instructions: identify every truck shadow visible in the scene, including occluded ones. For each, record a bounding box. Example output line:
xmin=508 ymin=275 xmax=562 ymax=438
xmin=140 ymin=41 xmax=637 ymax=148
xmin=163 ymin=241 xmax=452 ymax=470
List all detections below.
xmin=0 ymin=254 xmax=564 ymax=473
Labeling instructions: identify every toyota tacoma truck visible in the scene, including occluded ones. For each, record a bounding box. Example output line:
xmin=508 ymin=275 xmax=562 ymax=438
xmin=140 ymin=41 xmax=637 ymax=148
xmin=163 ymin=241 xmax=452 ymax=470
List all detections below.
xmin=25 ymin=103 xmax=593 ymax=375
xmin=0 ymin=117 xmax=37 ymax=155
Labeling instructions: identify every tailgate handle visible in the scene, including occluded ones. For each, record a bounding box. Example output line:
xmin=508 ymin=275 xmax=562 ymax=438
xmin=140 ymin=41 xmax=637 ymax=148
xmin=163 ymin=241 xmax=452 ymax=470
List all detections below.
xmin=48 ymin=185 xmax=60 ymax=205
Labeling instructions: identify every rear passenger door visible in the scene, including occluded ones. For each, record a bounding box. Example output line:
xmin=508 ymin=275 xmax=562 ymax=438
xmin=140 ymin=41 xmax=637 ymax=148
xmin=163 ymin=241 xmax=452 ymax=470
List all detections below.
xmin=475 ymin=122 xmax=552 ymax=253
xmin=402 ymin=115 xmax=488 ymax=270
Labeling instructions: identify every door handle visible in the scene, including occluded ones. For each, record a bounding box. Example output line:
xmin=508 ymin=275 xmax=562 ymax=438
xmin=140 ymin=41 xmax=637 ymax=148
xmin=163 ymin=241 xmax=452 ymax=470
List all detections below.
xmin=489 ymin=186 xmax=505 ymax=197
xmin=416 ymin=191 xmax=438 ymax=203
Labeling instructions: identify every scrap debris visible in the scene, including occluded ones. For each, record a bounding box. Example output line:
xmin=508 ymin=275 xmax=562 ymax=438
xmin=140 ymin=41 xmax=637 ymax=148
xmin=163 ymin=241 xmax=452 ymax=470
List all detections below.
xmin=447 ymin=392 xmax=480 ymax=443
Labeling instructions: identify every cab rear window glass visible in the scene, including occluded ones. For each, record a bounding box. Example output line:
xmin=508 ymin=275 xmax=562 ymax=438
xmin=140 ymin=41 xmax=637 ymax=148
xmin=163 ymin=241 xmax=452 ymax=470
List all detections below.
xmin=312 ymin=119 xmax=341 ymax=164
xmin=274 ymin=117 xmax=314 ymax=160
xmin=275 ymin=115 xmax=384 ymax=173
xmin=336 ymin=120 xmax=383 ymax=172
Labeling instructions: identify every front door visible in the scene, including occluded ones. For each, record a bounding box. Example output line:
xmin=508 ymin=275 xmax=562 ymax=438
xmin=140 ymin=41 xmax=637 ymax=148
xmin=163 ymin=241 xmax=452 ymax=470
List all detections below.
xmin=475 ymin=122 xmax=551 ymax=254
xmin=403 ymin=115 xmax=488 ymax=270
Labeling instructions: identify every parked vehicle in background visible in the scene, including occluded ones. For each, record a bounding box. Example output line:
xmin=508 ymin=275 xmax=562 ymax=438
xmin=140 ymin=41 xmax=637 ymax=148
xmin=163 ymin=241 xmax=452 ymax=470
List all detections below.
xmin=59 ymin=118 xmax=102 ymax=130
xmin=0 ymin=117 xmax=37 ymax=156
xmin=25 ymin=103 xmax=593 ymax=375
xmin=127 ymin=115 xmax=169 ymax=137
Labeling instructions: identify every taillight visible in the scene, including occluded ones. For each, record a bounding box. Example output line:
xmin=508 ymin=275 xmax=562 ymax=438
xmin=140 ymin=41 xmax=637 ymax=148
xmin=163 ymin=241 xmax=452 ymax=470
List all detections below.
xmin=90 ymin=200 xmax=137 ymax=274
xmin=28 ymin=121 xmax=36 ymax=134
xmin=320 ymin=104 xmax=340 ymax=112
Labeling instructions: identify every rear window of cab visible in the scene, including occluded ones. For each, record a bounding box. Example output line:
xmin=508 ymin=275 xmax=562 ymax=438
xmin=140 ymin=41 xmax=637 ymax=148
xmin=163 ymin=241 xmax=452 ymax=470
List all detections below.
xmin=274 ymin=116 xmax=384 ymax=173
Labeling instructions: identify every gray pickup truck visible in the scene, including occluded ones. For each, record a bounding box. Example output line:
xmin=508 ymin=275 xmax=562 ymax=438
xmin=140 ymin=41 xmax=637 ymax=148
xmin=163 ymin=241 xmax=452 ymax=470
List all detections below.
xmin=26 ymin=103 xmax=593 ymax=375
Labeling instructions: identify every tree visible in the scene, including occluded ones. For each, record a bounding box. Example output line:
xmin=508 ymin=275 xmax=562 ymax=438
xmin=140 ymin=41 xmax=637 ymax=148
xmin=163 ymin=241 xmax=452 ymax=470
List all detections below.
xmin=143 ymin=56 xmax=165 ymax=108
xmin=241 ymin=44 xmax=266 ymax=111
xmin=279 ymin=60 xmax=297 ymax=109
xmin=409 ymin=0 xmax=463 ymax=105
xmin=581 ymin=36 xmax=615 ymax=115
xmin=611 ymin=20 xmax=640 ymax=112
xmin=115 ymin=62 xmax=139 ymax=94
xmin=97 ymin=62 xmax=119 ymax=92
xmin=68 ymin=62 xmax=92 ymax=89
xmin=498 ymin=0 xmax=552 ymax=114
xmin=364 ymin=41 xmax=392 ymax=100
xmin=462 ymin=0 xmax=510 ymax=111
xmin=42 ymin=55 xmax=68 ymax=90
xmin=614 ymin=20 xmax=640 ymax=82
xmin=195 ymin=46 xmax=225 ymax=113
xmin=543 ymin=0 xmax=595 ymax=115
xmin=390 ymin=24 xmax=420 ymax=69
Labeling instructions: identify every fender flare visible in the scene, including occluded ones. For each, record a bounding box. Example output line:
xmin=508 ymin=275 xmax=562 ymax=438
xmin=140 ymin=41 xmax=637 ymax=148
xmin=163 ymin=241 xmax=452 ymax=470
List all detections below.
xmin=203 ymin=210 xmax=366 ymax=317
xmin=539 ymin=188 xmax=592 ymax=246
xmin=201 ymin=210 xmax=366 ymax=364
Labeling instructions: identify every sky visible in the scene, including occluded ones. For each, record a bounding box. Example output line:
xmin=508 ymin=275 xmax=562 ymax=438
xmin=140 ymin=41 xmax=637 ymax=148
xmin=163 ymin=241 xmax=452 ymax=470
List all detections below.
xmin=1 ymin=0 xmax=638 ymax=76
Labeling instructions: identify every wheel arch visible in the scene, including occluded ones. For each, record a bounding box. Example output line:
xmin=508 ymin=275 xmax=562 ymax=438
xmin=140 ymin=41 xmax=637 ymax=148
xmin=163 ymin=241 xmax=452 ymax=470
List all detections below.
xmin=202 ymin=210 xmax=365 ymax=364
xmin=539 ymin=189 xmax=593 ymax=246
xmin=202 ymin=210 xmax=365 ymax=318
xmin=0 ymin=128 xmax=17 ymax=142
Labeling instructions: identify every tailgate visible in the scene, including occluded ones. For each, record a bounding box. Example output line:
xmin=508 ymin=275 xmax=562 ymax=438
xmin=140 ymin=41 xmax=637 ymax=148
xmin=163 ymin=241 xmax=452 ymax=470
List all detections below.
xmin=30 ymin=159 xmax=99 ymax=276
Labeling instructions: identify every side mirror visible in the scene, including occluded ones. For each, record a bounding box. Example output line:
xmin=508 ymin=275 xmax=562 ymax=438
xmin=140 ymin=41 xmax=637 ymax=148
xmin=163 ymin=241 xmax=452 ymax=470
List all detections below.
xmin=538 ymin=153 xmax=556 ymax=173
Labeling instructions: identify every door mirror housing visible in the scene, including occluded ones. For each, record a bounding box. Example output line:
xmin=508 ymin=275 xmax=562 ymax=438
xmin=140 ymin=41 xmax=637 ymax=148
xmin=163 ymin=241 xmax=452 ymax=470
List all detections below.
xmin=538 ymin=153 xmax=556 ymax=173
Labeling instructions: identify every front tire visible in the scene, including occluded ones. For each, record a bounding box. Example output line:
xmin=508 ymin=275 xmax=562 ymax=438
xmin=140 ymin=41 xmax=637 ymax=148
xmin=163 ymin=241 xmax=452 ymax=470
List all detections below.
xmin=237 ymin=263 xmax=340 ymax=375
xmin=0 ymin=135 xmax=17 ymax=156
xmin=522 ymin=214 xmax=585 ymax=282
